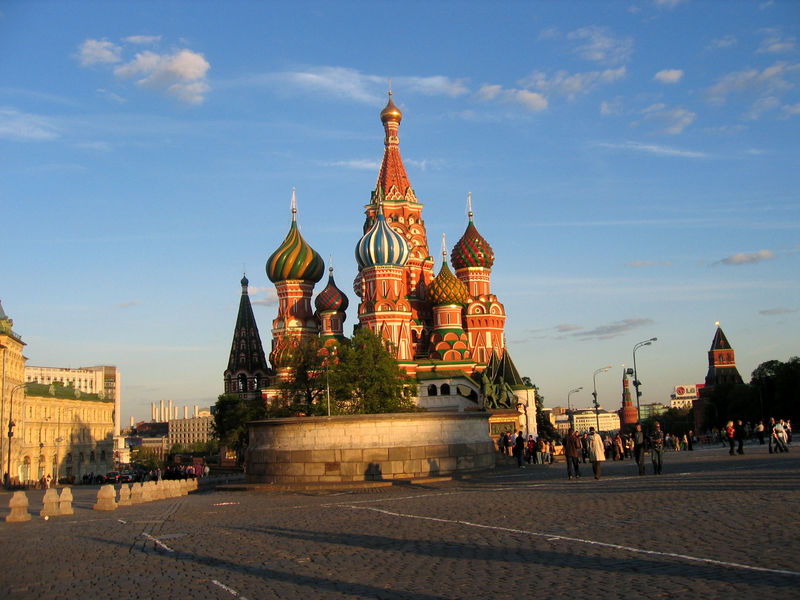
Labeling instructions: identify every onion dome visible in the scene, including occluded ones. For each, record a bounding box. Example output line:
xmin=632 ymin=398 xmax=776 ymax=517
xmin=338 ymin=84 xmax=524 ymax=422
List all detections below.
xmin=355 ymin=211 xmax=409 ymax=269
xmin=241 ymin=274 xmax=249 ymax=289
xmin=428 ymin=256 xmax=470 ymax=307
xmin=315 ymin=267 xmax=349 ymax=312
xmin=353 ymin=272 xmax=364 ymax=297
xmin=266 ymin=191 xmax=324 ymax=284
xmin=451 ymin=194 xmax=494 ymax=269
xmin=380 ymin=91 xmax=403 ymax=123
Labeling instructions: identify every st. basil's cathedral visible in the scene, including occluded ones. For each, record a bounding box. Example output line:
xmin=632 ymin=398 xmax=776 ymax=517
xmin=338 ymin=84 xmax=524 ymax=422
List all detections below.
xmin=224 ymin=94 xmax=536 ymax=433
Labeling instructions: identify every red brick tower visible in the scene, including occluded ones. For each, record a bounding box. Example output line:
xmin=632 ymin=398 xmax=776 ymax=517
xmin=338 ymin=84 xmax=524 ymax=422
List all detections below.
xmin=620 ymin=367 xmax=638 ymax=427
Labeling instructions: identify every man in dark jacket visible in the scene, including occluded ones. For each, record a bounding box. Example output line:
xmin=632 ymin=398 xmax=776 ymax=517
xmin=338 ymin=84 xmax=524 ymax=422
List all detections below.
xmin=514 ymin=431 xmax=525 ymax=467
xmin=633 ymin=423 xmax=646 ymax=476
xmin=563 ymin=427 xmax=581 ymax=480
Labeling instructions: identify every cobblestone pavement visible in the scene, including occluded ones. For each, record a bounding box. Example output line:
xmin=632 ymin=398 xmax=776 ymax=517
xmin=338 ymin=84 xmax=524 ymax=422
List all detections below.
xmin=0 ymin=444 xmax=798 ymax=599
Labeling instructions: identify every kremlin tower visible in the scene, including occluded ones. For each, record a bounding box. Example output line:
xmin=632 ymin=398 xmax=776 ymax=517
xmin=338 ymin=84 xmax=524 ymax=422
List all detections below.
xmin=619 ymin=367 xmax=638 ymax=428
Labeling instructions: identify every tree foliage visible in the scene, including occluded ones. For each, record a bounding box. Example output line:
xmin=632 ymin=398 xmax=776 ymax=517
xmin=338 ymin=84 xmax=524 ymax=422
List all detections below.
xmin=212 ymin=393 xmax=266 ymax=458
xmin=750 ymin=357 xmax=800 ymax=423
xmin=275 ymin=336 xmax=327 ymax=413
xmin=641 ymin=408 xmax=694 ymax=436
xmin=327 ymin=327 xmax=416 ymax=414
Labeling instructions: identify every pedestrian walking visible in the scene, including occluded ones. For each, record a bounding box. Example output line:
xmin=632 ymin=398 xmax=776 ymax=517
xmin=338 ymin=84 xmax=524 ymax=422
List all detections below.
xmin=649 ymin=422 xmax=665 ymax=475
xmin=725 ymin=421 xmax=736 ymax=456
xmin=514 ymin=431 xmax=525 ymax=468
xmin=735 ymin=420 xmax=745 ymax=455
xmin=587 ymin=427 xmax=605 ymax=479
xmin=633 ymin=423 xmax=647 ymax=476
xmin=564 ymin=427 xmax=581 ymax=480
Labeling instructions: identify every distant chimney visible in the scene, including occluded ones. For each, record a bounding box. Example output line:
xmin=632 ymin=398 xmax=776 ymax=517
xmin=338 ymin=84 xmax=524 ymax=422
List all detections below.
xmin=168 ymin=400 xmax=173 ymax=422
xmin=130 ymin=415 xmax=134 ymax=427
xmin=184 ymin=406 xmax=188 ymax=419
xmin=160 ymin=400 xmax=165 ymax=422
xmin=194 ymin=405 xmax=199 ymax=417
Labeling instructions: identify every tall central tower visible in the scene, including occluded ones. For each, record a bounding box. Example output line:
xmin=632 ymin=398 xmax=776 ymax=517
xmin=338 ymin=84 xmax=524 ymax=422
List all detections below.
xmin=360 ymin=93 xmax=435 ymax=357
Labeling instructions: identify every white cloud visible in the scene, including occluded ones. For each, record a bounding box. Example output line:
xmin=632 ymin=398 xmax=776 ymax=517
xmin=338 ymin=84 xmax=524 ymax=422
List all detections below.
xmin=114 ymin=49 xmax=211 ymax=104
xmin=0 ymin=107 xmax=59 ymax=141
xmin=627 ymin=260 xmax=673 ymax=268
xmin=716 ymin=249 xmax=775 ymax=265
xmin=567 ymin=26 xmax=633 ymax=65
xmin=324 ymin=159 xmax=380 ymax=170
xmin=654 ymin=69 xmax=683 ymax=84
xmin=597 ymin=141 xmax=708 ymax=158
xmin=124 ymin=35 xmax=162 ymax=45
xmin=77 ymin=39 xmax=122 ymax=66
xmin=707 ymin=62 xmax=799 ymax=104
xmin=250 ymin=287 xmax=278 ymax=307
xmin=600 ymin=97 xmax=622 ymax=115
xmin=476 ymin=84 xmax=548 ymax=112
xmin=745 ymin=96 xmax=780 ymax=120
xmin=399 ymin=75 xmax=468 ymax=97
xmin=757 ymin=28 xmax=796 ymax=54
xmin=641 ymin=103 xmax=696 ymax=134
xmin=708 ymin=35 xmax=737 ymax=50
xmin=655 ymin=0 xmax=688 ymax=7
xmin=521 ymin=67 xmax=626 ymax=100
xmin=783 ymin=102 xmax=800 ymax=117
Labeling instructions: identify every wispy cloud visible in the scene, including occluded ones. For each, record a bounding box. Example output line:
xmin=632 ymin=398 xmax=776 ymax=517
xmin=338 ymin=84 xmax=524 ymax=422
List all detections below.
xmin=124 ymin=35 xmax=162 ymax=45
xmin=77 ymin=39 xmax=122 ymax=66
xmin=640 ymin=103 xmax=696 ymax=134
xmin=596 ymin=141 xmax=708 ymax=158
xmin=119 ymin=300 xmax=141 ymax=309
xmin=520 ymin=66 xmax=626 ymax=100
xmin=708 ymin=35 xmax=737 ymax=50
xmin=707 ymin=62 xmax=799 ymax=105
xmin=782 ymin=102 xmax=800 ymax=117
xmin=572 ymin=318 xmax=655 ymax=341
xmin=757 ymin=28 xmax=796 ymax=54
xmin=324 ymin=159 xmax=380 ymax=170
xmin=567 ymin=26 xmax=633 ymax=65
xmin=627 ymin=260 xmax=673 ymax=268
xmin=654 ymin=69 xmax=683 ymax=84
xmin=0 ymin=107 xmax=59 ymax=141
xmin=716 ymin=249 xmax=775 ymax=265
xmin=759 ymin=307 xmax=797 ymax=316
xmin=600 ymin=97 xmax=623 ymax=115
xmin=249 ymin=286 xmax=278 ymax=307
xmin=476 ymin=84 xmax=548 ymax=112
xmin=556 ymin=323 xmax=583 ymax=333
xmin=655 ymin=0 xmax=689 ymax=8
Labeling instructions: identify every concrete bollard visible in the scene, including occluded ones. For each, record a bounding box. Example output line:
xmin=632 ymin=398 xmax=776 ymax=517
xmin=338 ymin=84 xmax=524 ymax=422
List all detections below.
xmin=93 ymin=484 xmax=117 ymax=511
xmin=40 ymin=488 xmax=61 ymax=518
xmin=59 ymin=487 xmax=74 ymax=516
xmin=117 ymin=484 xmax=131 ymax=506
xmin=140 ymin=481 xmax=152 ymax=502
xmin=6 ymin=491 xmax=32 ymax=522
xmin=130 ymin=482 xmax=143 ymax=504
xmin=179 ymin=479 xmax=188 ymax=495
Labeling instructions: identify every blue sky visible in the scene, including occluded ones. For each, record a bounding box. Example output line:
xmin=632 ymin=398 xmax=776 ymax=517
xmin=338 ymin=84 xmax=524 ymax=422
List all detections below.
xmin=1 ymin=1 xmax=798 ymax=424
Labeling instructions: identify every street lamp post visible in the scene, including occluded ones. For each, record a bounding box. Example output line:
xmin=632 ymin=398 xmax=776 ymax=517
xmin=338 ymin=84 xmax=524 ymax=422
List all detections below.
xmin=567 ymin=387 xmax=582 ymax=428
xmin=633 ymin=337 xmax=658 ymax=423
xmin=592 ymin=366 xmax=612 ymax=431
xmin=6 ymin=383 xmax=25 ymax=488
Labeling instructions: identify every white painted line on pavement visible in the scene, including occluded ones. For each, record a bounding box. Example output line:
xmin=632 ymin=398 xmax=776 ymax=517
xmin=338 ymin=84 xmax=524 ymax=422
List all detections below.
xmin=212 ymin=502 xmax=241 ymax=506
xmin=211 ymin=579 xmax=249 ymax=599
xmin=141 ymin=532 xmax=174 ymax=552
xmin=346 ymin=505 xmax=800 ymax=578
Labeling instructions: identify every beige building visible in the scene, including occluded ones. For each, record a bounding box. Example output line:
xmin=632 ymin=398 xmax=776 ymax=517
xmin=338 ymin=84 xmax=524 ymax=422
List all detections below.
xmin=168 ymin=411 xmax=214 ymax=448
xmin=1 ymin=302 xmax=117 ymax=484
xmin=570 ymin=408 xmax=621 ymax=433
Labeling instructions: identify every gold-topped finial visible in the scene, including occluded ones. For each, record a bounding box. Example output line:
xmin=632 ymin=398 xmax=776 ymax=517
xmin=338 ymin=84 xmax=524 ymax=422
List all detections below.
xmin=380 ymin=90 xmax=403 ymax=124
xmin=291 ymin=187 xmax=297 ymax=220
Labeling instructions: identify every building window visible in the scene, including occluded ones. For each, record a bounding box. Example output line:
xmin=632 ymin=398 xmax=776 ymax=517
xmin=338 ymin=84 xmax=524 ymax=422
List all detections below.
xmin=428 ymin=384 xmax=438 ymax=397
xmin=440 ymin=384 xmax=451 ymax=396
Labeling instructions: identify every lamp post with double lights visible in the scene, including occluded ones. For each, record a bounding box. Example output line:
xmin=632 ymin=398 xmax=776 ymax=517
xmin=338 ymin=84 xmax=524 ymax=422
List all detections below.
xmin=6 ymin=383 xmax=25 ymax=488
xmin=567 ymin=387 xmax=582 ymax=428
xmin=632 ymin=337 xmax=658 ymax=423
xmin=592 ymin=366 xmax=612 ymax=432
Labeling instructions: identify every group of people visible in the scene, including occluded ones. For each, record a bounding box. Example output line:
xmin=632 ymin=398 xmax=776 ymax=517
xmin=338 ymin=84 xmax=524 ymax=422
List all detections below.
xmin=561 ymin=422 xmax=667 ymax=479
xmin=724 ymin=417 xmax=792 ymax=456
xmin=497 ymin=431 xmax=556 ymax=468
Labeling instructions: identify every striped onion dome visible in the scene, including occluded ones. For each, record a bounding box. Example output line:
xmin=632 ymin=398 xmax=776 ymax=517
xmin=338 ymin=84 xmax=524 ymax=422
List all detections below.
xmin=451 ymin=214 xmax=494 ymax=270
xmin=315 ymin=267 xmax=349 ymax=312
xmin=266 ymin=207 xmax=324 ymax=284
xmin=427 ymin=258 xmax=469 ymax=306
xmin=355 ymin=212 xmax=409 ymax=269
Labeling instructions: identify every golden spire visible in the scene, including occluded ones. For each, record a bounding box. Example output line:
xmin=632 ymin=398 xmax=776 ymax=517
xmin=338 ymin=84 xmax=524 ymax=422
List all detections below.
xmin=380 ymin=90 xmax=403 ymax=123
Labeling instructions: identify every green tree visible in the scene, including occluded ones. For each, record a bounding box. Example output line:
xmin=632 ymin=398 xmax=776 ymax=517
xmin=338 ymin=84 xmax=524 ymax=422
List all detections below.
xmin=212 ymin=392 xmax=266 ymax=459
xmin=327 ymin=327 xmax=416 ymax=414
xmin=276 ymin=336 xmax=327 ymax=414
xmin=751 ymin=357 xmax=800 ymax=423
xmin=131 ymin=447 xmax=162 ymax=472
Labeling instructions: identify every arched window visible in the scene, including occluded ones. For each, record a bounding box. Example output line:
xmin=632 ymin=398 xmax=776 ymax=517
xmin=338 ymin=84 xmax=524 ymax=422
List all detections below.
xmin=428 ymin=384 xmax=438 ymax=396
xmin=440 ymin=384 xmax=451 ymax=396
xmin=238 ymin=374 xmax=247 ymax=392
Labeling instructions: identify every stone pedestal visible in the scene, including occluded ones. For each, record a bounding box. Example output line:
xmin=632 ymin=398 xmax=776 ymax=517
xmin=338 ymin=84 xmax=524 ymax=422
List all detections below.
xmin=93 ymin=484 xmax=118 ymax=511
xmin=40 ymin=488 xmax=61 ymax=518
xmin=130 ymin=482 xmax=143 ymax=504
xmin=118 ymin=484 xmax=131 ymax=506
xmin=59 ymin=487 xmax=74 ymax=516
xmin=6 ymin=491 xmax=31 ymax=522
